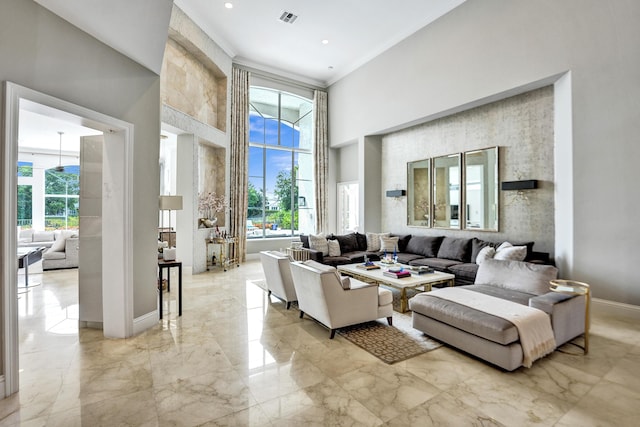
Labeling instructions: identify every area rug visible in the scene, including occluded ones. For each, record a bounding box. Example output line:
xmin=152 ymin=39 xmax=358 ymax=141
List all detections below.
xmin=337 ymin=314 xmax=441 ymax=364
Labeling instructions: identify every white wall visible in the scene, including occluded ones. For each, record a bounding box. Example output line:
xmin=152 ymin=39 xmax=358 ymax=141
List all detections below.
xmin=328 ymin=0 xmax=640 ymax=306
xmin=0 ymin=0 xmax=163 ymax=320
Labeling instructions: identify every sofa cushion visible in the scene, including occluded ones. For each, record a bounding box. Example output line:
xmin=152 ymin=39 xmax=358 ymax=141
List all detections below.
xmin=300 ymin=234 xmax=310 ymax=248
xmin=334 ymin=233 xmax=359 ymax=254
xmin=474 ymin=258 xmax=558 ymax=296
xmin=470 ymin=238 xmax=497 ymax=263
xmin=447 ymin=263 xmax=479 ymax=281
xmin=405 ymin=235 xmax=443 ymax=258
xmin=49 ymin=236 xmax=68 ymax=252
xmin=409 ymin=257 xmax=462 ymax=271
xmin=475 ymin=246 xmax=496 ymax=264
xmin=409 ymin=291 xmax=519 ymax=345
xmin=494 ymin=243 xmax=527 ymax=261
xmin=396 ymin=253 xmax=425 ymax=264
xmin=355 ymin=232 xmax=368 ymax=251
xmin=327 ymin=239 xmax=341 ymax=256
xmin=379 ymin=236 xmax=399 ymax=253
xmin=390 ymin=234 xmax=412 ymax=252
xmin=309 ymin=233 xmax=329 ymax=256
xmin=437 ymin=237 xmax=472 ymax=262
xmin=366 ymin=232 xmax=389 ymax=252
xmin=33 ymin=230 xmax=55 ymax=242
xmin=19 ymin=229 xmax=34 ymax=242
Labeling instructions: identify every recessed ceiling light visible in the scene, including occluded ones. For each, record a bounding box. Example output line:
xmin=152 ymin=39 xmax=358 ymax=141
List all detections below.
xmin=328 ymin=66 xmax=334 ymax=70
xmin=322 ymin=39 xmax=329 ymax=45
xmin=224 ymin=2 xmax=233 ymax=9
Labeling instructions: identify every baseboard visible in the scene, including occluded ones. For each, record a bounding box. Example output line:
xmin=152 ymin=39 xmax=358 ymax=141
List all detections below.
xmin=133 ymin=310 xmax=159 ymax=335
xmin=592 ymin=298 xmax=640 ymax=321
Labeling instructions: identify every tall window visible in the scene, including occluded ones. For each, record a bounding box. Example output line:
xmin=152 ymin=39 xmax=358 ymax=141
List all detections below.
xmin=247 ymin=87 xmax=314 ymax=239
xmin=45 ymin=166 xmax=80 ymax=230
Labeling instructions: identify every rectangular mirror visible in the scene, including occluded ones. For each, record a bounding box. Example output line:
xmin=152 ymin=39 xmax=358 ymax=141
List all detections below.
xmin=433 ymin=154 xmax=461 ymax=229
xmin=407 ymin=159 xmax=430 ymax=227
xmin=464 ymin=147 xmax=498 ymax=231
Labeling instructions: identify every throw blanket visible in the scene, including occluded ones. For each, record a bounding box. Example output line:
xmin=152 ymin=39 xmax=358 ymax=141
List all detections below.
xmin=429 ymin=287 xmax=556 ymax=368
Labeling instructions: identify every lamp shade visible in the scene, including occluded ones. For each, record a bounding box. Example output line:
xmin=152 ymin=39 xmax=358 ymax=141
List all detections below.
xmin=159 ymin=195 xmax=183 ymax=210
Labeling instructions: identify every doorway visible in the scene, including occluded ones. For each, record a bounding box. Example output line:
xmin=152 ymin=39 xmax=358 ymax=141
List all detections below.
xmin=2 ymin=82 xmax=135 ymax=397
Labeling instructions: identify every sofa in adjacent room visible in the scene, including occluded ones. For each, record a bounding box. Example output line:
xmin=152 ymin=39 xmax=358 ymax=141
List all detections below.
xmin=409 ymin=258 xmax=586 ymax=371
xmin=42 ymin=233 xmax=79 ymax=270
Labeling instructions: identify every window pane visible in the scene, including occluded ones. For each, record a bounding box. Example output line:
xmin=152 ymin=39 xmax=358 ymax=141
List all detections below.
xmin=248 ymin=146 xmax=264 ymax=178
xmin=18 ymin=161 xmax=33 ymax=177
xmin=17 ymin=185 xmax=32 ymax=227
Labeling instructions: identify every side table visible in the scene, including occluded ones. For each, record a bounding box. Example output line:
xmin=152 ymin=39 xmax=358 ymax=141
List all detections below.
xmin=283 ymin=247 xmax=310 ymax=261
xmin=158 ymin=259 xmax=182 ymax=319
xmin=206 ymin=237 xmax=239 ymax=271
xmin=550 ymin=279 xmax=590 ymax=354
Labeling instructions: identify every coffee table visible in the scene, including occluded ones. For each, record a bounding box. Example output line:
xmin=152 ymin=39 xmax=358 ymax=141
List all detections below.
xmin=18 ymin=247 xmax=46 ymax=289
xmin=337 ymin=263 xmax=455 ymax=312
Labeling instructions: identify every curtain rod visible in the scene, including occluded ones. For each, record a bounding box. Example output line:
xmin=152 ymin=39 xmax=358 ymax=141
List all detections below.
xmin=233 ymin=63 xmax=326 ymax=92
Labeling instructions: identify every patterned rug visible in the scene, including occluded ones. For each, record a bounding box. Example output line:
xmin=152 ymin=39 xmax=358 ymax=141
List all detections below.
xmin=250 ymin=279 xmax=441 ymax=364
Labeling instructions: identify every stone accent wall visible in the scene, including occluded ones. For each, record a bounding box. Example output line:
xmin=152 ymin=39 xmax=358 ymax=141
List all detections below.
xmin=161 ymin=37 xmax=227 ymax=132
xmin=381 ymin=86 xmax=555 ymax=256
xmin=198 ymin=142 xmax=226 ymax=227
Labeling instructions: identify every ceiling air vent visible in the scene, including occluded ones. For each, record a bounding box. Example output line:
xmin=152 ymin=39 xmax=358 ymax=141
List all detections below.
xmin=279 ymin=11 xmax=298 ymax=24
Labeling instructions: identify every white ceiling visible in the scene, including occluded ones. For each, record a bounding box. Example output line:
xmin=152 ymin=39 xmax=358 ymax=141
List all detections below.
xmin=24 ymin=0 xmax=465 ymax=148
xmin=35 ymin=0 xmax=465 ymax=87
xmin=176 ymin=0 xmax=466 ymax=87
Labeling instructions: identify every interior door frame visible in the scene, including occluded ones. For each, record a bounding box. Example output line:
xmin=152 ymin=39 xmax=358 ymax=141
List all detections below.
xmin=2 ymin=82 xmax=135 ymax=397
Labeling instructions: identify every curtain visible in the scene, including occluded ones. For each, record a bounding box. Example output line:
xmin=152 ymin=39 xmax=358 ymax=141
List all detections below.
xmin=313 ymin=89 xmax=328 ymax=233
xmin=230 ymin=67 xmax=250 ymax=262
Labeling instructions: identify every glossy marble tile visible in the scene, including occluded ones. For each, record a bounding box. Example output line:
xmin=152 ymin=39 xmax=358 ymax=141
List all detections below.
xmin=4 ymin=259 xmax=640 ymax=427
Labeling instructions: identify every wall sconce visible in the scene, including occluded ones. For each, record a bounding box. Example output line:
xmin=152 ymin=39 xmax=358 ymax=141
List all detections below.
xmin=501 ymin=180 xmax=538 ymax=191
xmin=386 ymin=190 xmax=406 ymax=198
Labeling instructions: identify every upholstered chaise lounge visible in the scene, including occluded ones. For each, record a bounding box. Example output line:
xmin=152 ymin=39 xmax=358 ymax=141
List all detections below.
xmin=409 ymin=259 xmax=586 ymax=371
xmin=290 ymin=260 xmax=393 ymax=338
xmin=259 ymin=250 xmax=297 ymax=309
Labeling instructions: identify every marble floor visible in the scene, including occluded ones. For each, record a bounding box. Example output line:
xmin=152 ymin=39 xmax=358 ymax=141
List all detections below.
xmin=1 ymin=258 xmax=640 ymax=426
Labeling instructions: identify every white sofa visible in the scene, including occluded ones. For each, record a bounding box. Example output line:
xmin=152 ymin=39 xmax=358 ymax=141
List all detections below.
xmin=42 ymin=232 xmax=79 ymax=270
xmin=410 ymin=259 xmax=586 ymax=370
xmin=259 ymin=250 xmax=297 ymax=309
xmin=290 ymin=260 xmax=394 ymax=339
xmin=18 ymin=228 xmax=57 ymax=248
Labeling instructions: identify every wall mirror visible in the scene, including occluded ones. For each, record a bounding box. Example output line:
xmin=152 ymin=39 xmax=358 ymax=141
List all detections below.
xmin=464 ymin=147 xmax=498 ymax=231
xmin=433 ymin=154 xmax=461 ymax=229
xmin=407 ymin=159 xmax=430 ymax=227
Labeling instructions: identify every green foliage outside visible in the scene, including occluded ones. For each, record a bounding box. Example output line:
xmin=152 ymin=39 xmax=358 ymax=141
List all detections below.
xmin=269 ymin=166 xmax=299 ymax=229
xmin=247 ymin=181 xmax=264 ymax=218
xmin=17 ymin=185 xmax=32 ymax=225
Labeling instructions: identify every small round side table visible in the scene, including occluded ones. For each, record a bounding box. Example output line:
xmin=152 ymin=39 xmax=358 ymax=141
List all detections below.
xmin=549 ymin=279 xmax=591 ymax=354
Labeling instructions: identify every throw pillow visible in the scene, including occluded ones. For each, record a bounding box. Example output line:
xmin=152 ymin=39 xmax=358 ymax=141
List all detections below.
xmin=335 ymin=233 xmax=358 ymax=253
xmin=341 ymin=276 xmax=351 ymax=290
xmin=366 ymin=232 xmax=389 ymax=252
xmin=494 ymin=245 xmax=527 ymax=261
xmin=308 ymin=233 xmax=329 ymax=256
xmin=405 ymin=235 xmax=444 ymax=258
xmin=327 ymin=239 xmax=341 ymax=257
xmin=49 ymin=236 xmax=67 ymax=252
xmin=475 ymin=246 xmax=496 ymax=265
xmin=380 ymin=236 xmax=399 ymax=253
xmin=437 ymin=237 xmax=472 ymax=262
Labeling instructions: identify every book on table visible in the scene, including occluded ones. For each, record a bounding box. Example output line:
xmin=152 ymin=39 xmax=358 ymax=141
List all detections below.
xmin=357 ymin=263 xmax=380 ymax=270
xmin=383 ymin=270 xmax=411 ymax=279
xmin=409 ymin=266 xmax=434 ymax=275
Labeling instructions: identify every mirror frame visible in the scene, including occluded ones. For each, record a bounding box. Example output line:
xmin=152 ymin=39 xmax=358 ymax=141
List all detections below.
xmin=463 ymin=147 xmax=499 ymax=231
xmin=407 ymin=159 xmax=431 ymax=227
xmin=432 ymin=153 xmax=461 ymax=229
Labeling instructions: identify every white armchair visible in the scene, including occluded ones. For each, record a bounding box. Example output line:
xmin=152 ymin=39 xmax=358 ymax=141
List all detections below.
xmin=290 ymin=260 xmax=393 ymax=339
xmin=259 ymin=251 xmax=297 ymax=309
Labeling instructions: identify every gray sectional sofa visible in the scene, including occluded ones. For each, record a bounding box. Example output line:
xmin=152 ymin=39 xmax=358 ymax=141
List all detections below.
xmin=300 ymin=232 xmax=549 ymax=285
xmin=409 ymin=258 xmax=586 ymax=371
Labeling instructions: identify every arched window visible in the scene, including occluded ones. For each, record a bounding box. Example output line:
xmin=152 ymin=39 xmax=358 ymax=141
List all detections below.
xmin=247 ymin=87 xmax=314 ymax=239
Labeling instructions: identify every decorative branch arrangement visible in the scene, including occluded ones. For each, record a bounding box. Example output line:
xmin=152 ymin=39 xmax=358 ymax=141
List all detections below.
xmin=198 ymin=192 xmax=227 ymax=218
